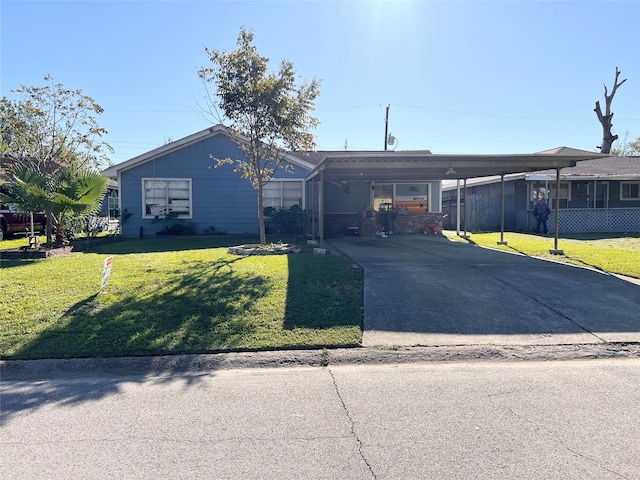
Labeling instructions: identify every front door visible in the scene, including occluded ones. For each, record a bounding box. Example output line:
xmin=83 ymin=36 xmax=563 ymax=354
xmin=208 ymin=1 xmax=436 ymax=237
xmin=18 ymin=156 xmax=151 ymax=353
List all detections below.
xmin=589 ymin=182 xmax=609 ymax=208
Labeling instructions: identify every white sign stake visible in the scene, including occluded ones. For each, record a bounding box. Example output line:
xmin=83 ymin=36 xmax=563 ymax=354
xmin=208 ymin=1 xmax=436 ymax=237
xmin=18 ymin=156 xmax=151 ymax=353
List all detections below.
xmin=101 ymin=256 xmax=113 ymax=290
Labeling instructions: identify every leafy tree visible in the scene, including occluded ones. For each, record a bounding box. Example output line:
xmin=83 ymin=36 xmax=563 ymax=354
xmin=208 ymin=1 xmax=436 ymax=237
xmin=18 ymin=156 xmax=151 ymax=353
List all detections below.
xmin=594 ymin=67 xmax=627 ymax=154
xmin=0 ymin=75 xmax=113 ymax=172
xmin=198 ymin=28 xmax=321 ymax=244
xmin=1 ymin=75 xmax=112 ymax=243
xmin=0 ymin=164 xmax=107 ymax=246
xmin=612 ymin=132 xmax=640 ymax=156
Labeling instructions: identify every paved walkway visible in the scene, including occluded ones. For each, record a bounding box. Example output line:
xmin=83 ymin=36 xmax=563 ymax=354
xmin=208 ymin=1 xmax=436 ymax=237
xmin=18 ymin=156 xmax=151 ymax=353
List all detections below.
xmin=327 ymin=235 xmax=640 ymax=347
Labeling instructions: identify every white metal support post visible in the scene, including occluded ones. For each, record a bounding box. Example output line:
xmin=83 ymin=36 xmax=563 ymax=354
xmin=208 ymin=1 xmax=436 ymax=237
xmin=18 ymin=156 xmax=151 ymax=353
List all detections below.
xmin=497 ymin=175 xmax=507 ymax=245
xmin=549 ymin=168 xmax=564 ymax=255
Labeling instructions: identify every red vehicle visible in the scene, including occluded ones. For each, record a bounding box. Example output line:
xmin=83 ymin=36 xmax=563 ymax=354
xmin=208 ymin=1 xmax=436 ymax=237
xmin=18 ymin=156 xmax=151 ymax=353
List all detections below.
xmin=0 ymin=203 xmax=47 ymax=241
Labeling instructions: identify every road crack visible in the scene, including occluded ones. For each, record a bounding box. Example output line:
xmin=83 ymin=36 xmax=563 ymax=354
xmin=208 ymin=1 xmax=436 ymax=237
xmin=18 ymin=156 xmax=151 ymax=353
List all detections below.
xmin=328 ymin=368 xmax=376 ymax=479
xmin=504 ymin=407 xmax=632 ymax=479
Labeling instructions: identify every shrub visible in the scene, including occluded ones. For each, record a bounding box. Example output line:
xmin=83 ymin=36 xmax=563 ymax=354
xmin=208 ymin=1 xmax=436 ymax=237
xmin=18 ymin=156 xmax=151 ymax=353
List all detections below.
xmin=266 ymin=205 xmax=307 ymax=235
xmin=152 ymin=212 xmax=199 ymax=235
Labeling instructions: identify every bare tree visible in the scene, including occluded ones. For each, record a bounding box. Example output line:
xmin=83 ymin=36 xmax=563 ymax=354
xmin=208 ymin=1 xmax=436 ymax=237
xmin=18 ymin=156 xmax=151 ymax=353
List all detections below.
xmin=594 ymin=67 xmax=627 ymax=154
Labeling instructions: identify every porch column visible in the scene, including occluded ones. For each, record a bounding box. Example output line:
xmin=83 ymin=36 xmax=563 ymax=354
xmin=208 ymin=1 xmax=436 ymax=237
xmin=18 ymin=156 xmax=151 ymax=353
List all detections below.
xmin=497 ymin=174 xmax=507 ymax=245
xmin=550 ymin=168 xmax=563 ymax=255
xmin=319 ymin=170 xmax=324 ymax=243
xmin=456 ymin=179 xmax=461 ymax=235
xmin=462 ymin=178 xmax=469 ymax=239
xmin=311 ymin=178 xmax=316 ymax=240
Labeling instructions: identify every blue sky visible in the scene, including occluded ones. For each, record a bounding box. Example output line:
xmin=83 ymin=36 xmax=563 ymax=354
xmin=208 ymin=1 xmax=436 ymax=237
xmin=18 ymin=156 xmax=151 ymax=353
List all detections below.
xmin=2 ymin=0 xmax=639 ymax=165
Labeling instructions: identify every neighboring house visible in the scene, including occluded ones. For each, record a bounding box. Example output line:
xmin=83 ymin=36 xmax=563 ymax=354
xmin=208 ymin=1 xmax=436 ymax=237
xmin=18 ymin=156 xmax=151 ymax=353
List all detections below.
xmin=97 ymin=178 xmax=120 ymax=232
xmin=442 ymin=147 xmax=640 ymax=233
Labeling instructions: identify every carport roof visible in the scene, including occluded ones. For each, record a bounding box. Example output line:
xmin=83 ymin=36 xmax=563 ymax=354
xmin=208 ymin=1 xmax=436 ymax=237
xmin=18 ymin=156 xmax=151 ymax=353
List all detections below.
xmin=304 ymin=149 xmax=608 ymax=182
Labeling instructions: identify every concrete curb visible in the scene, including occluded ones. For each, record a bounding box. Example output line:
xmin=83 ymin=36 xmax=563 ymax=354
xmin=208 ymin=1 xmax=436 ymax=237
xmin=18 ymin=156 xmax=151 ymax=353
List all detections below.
xmin=2 ymin=343 xmax=640 ymax=380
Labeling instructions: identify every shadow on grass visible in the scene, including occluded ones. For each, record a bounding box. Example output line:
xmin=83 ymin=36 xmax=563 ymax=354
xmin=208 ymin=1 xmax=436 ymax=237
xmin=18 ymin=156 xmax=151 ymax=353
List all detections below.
xmin=284 ymin=252 xmax=363 ymax=333
xmin=558 ymin=232 xmax=640 ymax=241
xmin=0 ymin=258 xmax=39 ymax=269
xmin=11 ymin=256 xmax=266 ymax=360
xmin=85 ymin=236 xmax=262 ymax=254
xmin=1 ymin=256 xmax=270 ymax=424
xmin=1 ymin=246 xmax=364 ymax=425
xmin=83 ymin=235 xmax=307 ymax=255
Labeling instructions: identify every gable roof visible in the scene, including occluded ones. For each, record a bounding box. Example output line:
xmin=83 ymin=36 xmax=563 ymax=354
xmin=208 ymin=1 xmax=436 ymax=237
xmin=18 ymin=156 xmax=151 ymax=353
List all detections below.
xmin=442 ymin=148 xmax=640 ymax=190
xmin=103 ymin=124 xmax=317 ymax=177
xmin=529 ymin=155 xmax=640 ymax=178
xmin=306 ymin=148 xmax=605 ymax=183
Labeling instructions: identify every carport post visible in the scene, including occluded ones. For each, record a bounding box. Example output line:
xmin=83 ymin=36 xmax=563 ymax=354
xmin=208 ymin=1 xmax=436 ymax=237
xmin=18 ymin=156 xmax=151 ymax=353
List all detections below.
xmin=549 ymin=168 xmax=564 ymax=255
xmin=311 ymin=178 xmax=316 ymax=240
xmin=456 ymin=179 xmax=461 ymax=235
xmin=461 ymin=178 xmax=469 ymax=239
xmin=319 ymin=170 xmax=324 ymax=243
xmin=497 ymin=175 xmax=507 ymax=245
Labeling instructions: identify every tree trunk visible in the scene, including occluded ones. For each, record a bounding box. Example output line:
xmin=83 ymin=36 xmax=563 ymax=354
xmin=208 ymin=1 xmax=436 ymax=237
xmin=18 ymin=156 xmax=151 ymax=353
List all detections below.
xmin=257 ymin=180 xmax=266 ymax=245
xmin=594 ymin=67 xmax=627 ymax=154
xmin=46 ymin=212 xmax=54 ymax=245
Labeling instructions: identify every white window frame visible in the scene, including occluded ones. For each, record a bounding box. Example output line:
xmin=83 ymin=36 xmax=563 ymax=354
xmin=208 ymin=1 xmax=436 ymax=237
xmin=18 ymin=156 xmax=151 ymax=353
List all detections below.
xmin=372 ymin=183 xmax=395 ymax=211
xmin=530 ymin=181 xmax=571 ymax=209
xmin=142 ymin=178 xmax=193 ymax=219
xmin=107 ymin=196 xmax=119 ymax=219
xmin=262 ymin=179 xmax=305 ymax=212
xmin=620 ymin=181 xmax=640 ymax=201
xmin=371 ymin=182 xmax=431 ymax=212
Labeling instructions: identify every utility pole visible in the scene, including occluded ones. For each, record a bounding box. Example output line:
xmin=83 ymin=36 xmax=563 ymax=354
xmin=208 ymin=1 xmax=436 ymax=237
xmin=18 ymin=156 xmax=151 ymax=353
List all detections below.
xmin=384 ymin=104 xmax=390 ymax=150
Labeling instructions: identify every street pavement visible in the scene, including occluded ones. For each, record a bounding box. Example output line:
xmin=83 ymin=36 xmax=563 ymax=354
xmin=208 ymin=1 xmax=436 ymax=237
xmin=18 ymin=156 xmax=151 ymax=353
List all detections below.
xmin=326 ymin=234 xmax=640 ymax=348
xmin=2 ymin=359 xmax=640 ymax=479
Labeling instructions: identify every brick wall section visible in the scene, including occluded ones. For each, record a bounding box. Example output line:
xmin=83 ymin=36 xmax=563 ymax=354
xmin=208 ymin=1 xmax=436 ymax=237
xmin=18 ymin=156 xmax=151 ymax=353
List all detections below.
xmin=324 ymin=211 xmax=445 ymax=237
xmin=324 ymin=213 xmax=360 ymax=237
xmin=395 ymin=213 xmax=444 ymax=234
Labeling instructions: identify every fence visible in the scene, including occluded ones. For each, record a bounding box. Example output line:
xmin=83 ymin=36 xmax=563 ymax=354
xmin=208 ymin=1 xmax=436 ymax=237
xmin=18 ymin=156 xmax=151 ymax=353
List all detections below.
xmin=516 ymin=208 xmax=640 ymax=233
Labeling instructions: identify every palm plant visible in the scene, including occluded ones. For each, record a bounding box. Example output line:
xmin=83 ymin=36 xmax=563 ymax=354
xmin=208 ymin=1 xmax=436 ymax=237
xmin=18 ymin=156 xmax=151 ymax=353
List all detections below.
xmin=0 ymin=164 xmax=108 ymax=247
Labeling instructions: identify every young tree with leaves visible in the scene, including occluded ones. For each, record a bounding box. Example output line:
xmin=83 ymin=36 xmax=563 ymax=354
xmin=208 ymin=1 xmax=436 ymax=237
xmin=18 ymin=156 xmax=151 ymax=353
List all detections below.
xmin=594 ymin=67 xmax=627 ymax=154
xmin=0 ymin=75 xmax=113 ymax=243
xmin=612 ymin=132 xmax=640 ymax=157
xmin=198 ymin=28 xmax=321 ymax=244
xmin=1 ymin=75 xmax=113 ymax=171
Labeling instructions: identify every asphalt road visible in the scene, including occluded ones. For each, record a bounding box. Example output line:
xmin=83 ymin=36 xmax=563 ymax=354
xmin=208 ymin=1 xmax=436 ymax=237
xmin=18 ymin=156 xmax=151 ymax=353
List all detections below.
xmin=2 ymin=359 xmax=640 ymax=479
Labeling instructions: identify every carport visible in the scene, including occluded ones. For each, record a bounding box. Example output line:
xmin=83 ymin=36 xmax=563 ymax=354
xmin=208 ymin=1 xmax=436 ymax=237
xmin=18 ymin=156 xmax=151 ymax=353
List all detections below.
xmin=306 ymin=150 xmax=606 ymax=252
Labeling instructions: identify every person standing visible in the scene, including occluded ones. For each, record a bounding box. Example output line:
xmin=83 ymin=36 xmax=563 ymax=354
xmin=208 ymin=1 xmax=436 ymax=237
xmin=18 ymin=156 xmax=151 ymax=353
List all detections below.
xmin=533 ymin=198 xmax=551 ymax=234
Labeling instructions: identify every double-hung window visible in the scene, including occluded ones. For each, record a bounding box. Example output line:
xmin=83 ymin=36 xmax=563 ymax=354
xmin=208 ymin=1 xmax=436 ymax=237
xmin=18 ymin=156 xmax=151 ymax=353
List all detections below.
xmin=142 ymin=178 xmax=192 ymax=218
xmin=530 ymin=182 xmax=570 ymax=209
xmin=262 ymin=180 xmax=304 ymax=211
xmin=621 ymin=182 xmax=640 ymax=201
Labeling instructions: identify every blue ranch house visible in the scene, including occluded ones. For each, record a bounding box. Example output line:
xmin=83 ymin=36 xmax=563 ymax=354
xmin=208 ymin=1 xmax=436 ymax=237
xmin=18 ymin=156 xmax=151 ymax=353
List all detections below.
xmin=103 ymin=126 xmax=605 ymax=240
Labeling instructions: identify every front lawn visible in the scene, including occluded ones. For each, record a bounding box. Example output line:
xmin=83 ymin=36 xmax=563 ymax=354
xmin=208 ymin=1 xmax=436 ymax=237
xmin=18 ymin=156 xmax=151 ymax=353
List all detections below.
xmin=0 ymin=237 xmax=363 ymax=360
xmin=444 ymin=231 xmax=640 ymax=279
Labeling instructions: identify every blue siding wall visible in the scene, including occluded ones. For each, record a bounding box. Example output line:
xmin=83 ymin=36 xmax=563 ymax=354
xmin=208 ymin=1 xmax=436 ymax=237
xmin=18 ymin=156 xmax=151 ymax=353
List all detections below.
xmin=325 ymin=182 xmax=371 ymax=213
xmin=119 ymin=133 xmax=310 ymax=236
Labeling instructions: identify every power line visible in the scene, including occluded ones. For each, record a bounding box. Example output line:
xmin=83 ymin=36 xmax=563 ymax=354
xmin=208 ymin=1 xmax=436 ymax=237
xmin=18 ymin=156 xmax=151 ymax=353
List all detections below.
xmin=392 ymin=103 xmax=640 ymax=122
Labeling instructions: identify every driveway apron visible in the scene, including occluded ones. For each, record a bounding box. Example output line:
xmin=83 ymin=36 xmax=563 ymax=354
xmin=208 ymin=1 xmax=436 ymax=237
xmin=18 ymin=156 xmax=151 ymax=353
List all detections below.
xmin=327 ymin=235 xmax=640 ymax=347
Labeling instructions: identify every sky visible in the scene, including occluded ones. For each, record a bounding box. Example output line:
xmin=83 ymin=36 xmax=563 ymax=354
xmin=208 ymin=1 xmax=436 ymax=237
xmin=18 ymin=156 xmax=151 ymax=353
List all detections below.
xmin=1 ymin=0 xmax=639 ymax=166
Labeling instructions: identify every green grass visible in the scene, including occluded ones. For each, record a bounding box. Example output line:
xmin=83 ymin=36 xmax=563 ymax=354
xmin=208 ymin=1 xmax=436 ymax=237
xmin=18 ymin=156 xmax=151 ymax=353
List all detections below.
xmin=443 ymin=230 xmax=640 ymax=279
xmin=0 ymin=237 xmax=363 ymax=360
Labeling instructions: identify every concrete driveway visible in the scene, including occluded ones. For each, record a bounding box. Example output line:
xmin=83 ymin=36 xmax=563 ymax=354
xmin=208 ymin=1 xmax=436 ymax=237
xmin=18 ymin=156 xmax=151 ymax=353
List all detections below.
xmin=327 ymin=235 xmax=640 ymax=347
